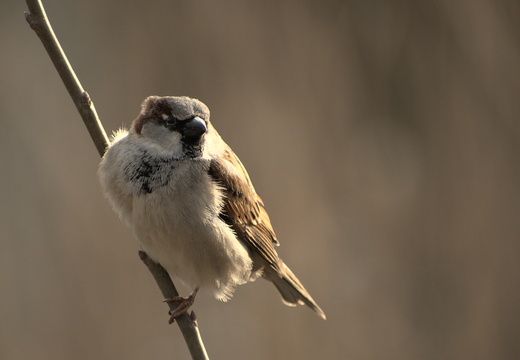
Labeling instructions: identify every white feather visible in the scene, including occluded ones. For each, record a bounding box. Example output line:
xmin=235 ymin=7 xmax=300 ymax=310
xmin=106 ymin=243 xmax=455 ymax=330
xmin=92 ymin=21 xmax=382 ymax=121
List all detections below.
xmin=99 ymin=125 xmax=253 ymax=300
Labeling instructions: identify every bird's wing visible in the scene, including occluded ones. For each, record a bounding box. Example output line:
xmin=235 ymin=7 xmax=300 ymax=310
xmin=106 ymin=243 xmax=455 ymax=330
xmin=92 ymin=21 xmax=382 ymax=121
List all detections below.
xmin=208 ymin=145 xmax=281 ymax=272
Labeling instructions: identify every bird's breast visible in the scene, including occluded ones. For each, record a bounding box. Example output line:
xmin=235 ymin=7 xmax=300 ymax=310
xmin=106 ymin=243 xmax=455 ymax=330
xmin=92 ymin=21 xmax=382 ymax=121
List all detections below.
xmin=129 ymin=158 xmax=252 ymax=295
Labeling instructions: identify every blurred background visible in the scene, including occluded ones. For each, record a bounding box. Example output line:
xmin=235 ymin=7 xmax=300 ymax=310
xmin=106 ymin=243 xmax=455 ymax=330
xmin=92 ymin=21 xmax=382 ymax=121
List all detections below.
xmin=1 ymin=0 xmax=519 ymax=359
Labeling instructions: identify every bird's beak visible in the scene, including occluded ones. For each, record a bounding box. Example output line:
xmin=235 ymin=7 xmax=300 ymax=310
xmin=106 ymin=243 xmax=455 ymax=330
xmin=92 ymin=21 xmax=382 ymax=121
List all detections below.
xmin=183 ymin=116 xmax=207 ymax=142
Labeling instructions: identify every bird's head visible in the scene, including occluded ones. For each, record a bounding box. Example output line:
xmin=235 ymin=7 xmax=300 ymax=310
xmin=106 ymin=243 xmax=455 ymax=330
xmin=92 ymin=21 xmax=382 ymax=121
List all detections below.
xmin=132 ymin=96 xmax=210 ymax=158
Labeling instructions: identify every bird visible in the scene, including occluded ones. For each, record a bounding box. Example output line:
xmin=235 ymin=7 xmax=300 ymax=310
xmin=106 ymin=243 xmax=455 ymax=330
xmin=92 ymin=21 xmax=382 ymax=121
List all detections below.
xmin=98 ymin=95 xmax=326 ymax=320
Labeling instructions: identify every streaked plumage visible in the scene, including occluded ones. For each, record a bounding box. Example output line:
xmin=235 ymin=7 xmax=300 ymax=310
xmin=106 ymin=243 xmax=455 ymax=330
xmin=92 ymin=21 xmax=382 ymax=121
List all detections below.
xmin=98 ymin=96 xmax=325 ymax=319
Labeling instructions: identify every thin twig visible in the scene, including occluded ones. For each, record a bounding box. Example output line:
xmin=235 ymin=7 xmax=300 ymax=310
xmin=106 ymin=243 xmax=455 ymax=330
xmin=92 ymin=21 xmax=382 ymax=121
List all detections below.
xmin=24 ymin=1 xmax=108 ymax=156
xmin=139 ymin=252 xmax=209 ymax=360
xmin=24 ymin=1 xmax=209 ymax=359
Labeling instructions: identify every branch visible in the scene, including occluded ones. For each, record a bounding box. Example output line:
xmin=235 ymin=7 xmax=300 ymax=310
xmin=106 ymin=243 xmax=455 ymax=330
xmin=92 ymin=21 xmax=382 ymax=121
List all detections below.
xmin=24 ymin=1 xmax=209 ymax=359
xmin=139 ymin=252 xmax=209 ymax=360
xmin=24 ymin=0 xmax=108 ymax=156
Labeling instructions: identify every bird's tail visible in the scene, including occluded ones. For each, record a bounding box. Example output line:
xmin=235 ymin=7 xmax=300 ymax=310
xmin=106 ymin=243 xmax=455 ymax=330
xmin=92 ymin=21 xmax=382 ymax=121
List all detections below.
xmin=270 ymin=262 xmax=326 ymax=320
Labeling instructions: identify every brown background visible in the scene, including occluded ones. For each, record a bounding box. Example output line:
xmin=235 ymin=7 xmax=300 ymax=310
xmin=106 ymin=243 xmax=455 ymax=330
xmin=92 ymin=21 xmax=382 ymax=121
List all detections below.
xmin=1 ymin=1 xmax=519 ymax=359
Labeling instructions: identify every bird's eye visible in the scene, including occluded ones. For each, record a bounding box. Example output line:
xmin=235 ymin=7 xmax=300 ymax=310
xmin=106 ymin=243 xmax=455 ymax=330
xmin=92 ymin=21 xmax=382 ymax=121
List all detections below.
xmin=162 ymin=115 xmax=177 ymax=128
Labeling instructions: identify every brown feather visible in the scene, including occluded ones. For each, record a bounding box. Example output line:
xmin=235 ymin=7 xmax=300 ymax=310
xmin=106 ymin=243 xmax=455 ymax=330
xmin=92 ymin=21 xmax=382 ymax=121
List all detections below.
xmin=208 ymin=141 xmax=326 ymax=319
xmin=208 ymin=146 xmax=281 ymax=272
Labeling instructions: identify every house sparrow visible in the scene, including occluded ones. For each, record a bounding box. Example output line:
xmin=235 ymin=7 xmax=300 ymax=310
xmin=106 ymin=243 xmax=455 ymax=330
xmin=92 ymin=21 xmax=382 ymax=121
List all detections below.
xmin=98 ymin=96 xmax=326 ymax=320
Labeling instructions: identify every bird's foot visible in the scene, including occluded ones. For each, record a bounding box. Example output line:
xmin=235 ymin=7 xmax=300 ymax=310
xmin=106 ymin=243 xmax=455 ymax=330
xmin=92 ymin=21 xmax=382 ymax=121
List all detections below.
xmin=164 ymin=287 xmax=199 ymax=324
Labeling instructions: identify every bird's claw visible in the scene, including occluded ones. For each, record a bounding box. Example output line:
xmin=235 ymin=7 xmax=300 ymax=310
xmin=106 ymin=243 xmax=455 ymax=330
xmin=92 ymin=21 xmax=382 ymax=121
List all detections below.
xmin=164 ymin=288 xmax=199 ymax=324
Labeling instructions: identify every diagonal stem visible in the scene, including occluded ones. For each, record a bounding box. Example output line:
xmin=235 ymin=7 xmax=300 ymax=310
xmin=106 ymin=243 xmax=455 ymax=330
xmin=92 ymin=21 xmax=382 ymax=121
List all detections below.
xmin=139 ymin=252 xmax=209 ymax=360
xmin=25 ymin=0 xmax=108 ymax=156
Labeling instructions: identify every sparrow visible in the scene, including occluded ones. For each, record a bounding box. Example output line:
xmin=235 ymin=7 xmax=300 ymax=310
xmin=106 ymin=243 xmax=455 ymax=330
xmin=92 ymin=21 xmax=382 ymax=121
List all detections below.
xmin=98 ymin=96 xmax=326 ymax=320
